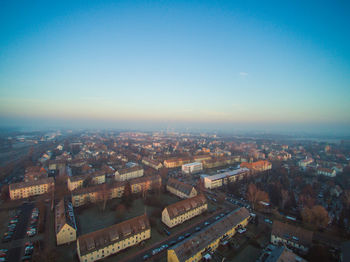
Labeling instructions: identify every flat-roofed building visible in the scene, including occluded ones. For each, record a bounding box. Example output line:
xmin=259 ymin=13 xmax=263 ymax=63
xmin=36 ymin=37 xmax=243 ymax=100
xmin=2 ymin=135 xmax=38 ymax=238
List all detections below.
xmin=240 ymin=160 xmax=272 ymax=172
xmin=182 ymin=162 xmax=203 ymax=174
xmin=271 ymin=220 xmax=313 ymax=252
xmin=202 ymin=168 xmax=249 ymax=189
xmin=141 ymin=157 xmax=163 ymax=170
xmin=77 ymin=214 xmax=151 ymax=262
xmin=164 ymin=157 xmax=192 ymax=168
xmin=162 ymin=195 xmax=207 ymax=228
xmin=9 ymin=177 xmax=54 ymax=200
xmin=55 ymin=199 xmax=77 ymax=245
xmin=166 ymin=178 xmax=197 ymax=199
xmin=114 ymin=166 xmax=144 ymax=181
xmin=71 ymin=182 xmax=125 ymax=207
xmin=129 ymin=175 xmax=161 ymax=194
xmin=167 ymin=207 xmax=250 ymax=262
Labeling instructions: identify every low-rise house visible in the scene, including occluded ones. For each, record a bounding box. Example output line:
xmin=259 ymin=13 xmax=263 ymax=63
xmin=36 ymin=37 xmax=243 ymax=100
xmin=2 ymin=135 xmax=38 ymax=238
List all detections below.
xmin=167 ymin=207 xmax=250 ymax=262
xmin=114 ymin=166 xmax=144 ymax=181
xmin=9 ymin=177 xmax=54 ymax=200
xmin=271 ymin=221 xmax=313 ymax=252
xmin=162 ymin=195 xmax=207 ymax=228
xmin=55 ymin=199 xmax=77 ymax=245
xmin=166 ymin=178 xmax=197 ymax=199
xmin=77 ymin=214 xmax=150 ymax=262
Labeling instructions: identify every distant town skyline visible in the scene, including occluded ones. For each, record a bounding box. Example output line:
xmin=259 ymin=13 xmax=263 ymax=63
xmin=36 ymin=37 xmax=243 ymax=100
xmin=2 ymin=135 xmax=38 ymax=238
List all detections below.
xmin=0 ymin=1 xmax=349 ymax=134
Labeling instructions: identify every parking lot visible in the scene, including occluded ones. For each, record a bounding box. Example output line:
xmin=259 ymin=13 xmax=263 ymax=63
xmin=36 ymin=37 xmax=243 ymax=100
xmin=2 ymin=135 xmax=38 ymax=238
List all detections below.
xmin=0 ymin=202 xmax=38 ymax=262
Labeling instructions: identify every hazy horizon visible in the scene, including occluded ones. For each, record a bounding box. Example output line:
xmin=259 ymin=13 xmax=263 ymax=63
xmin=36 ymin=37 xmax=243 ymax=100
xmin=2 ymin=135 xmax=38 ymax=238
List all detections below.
xmin=1 ymin=1 xmax=349 ymax=135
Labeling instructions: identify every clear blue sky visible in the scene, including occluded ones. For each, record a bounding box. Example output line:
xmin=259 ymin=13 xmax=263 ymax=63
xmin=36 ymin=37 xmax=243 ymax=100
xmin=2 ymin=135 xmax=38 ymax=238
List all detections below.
xmin=0 ymin=0 xmax=349 ymax=134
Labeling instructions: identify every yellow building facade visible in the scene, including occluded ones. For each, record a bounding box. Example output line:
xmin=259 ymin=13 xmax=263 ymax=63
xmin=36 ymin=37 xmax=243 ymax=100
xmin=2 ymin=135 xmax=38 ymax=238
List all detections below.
xmin=162 ymin=195 xmax=207 ymax=228
xmin=55 ymin=199 xmax=77 ymax=245
xmin=9 ymin=177 xmax=54 ymax=200
xmin=167 ymin=207 xmax=250 ymax=262
xmin=77 ymin=215 xmax=151 ymax=262
xmin=114 ymin=166 xmax=144 ymax=181
xmin=166 ymin=178 xmax=197 ymax=199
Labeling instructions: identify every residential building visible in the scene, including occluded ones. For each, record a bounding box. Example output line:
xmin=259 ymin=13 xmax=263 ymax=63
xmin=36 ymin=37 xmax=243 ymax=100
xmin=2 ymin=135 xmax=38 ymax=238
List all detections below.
xmin=265 ymin=246 xmax=307 ymax=262
xmin=317 ymin=167 xmax=336 ymax=177
xmin=90 ymin=171 xmax=106 ymax=184
xmin=162 ymin=195 xmax=207 ymax=228
xmin=166 ymin=178 xmax=197 ymax=199
xmin=298 ymin=158 xmax=313 ymax=168
xmin=77 ymin=214 xmax=150 ymax=262
xmin=202 ymin=168 xmax=249 ymax=189
xmin=202 ymin=156 xmax=239 ymax=169
xmin=164 ymin=157 xmax=192 ymax=168
xmin=167 ymin=207 xmax=250 ymax=262
xmin=240 ymin=160 xmax=272 ymax=172
xmin=9 ymin=177 xmax=54 ymax=200
xmin=71 ymin=182 xmax=125 ymax=207
xmin=24 ymin=166 xmax=48 ymax=182
xmin=193 ymin=154 xmax=211 ymax=163
xmin=129 ymin=175 xmax=162 ymax=194
xmin=271 ymin=221 xmax=313 ymax=252
xmin=68 ymin=175 xmax=85 ymax=191
xmin=142 ymin=157 xmax=163 ymax=170
xmin=182 ymin=162 xmax=203 ymax=174
xmin=55 ymin=199 xmax=77 ymax=245
xmin=114 ymin=166 xmax=144 ymax=181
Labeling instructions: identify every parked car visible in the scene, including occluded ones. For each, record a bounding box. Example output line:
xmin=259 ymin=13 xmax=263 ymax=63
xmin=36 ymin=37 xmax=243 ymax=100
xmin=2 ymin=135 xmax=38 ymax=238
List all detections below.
xmin=204 ymin=221 xmax=210 ymax=226
xmin=143 ymin=254 xmax=150 ymax=260
xmin=177 ymin=236 xmax=184 ymax=241
xmin=195 ymin=226 xmax=201 ymax=231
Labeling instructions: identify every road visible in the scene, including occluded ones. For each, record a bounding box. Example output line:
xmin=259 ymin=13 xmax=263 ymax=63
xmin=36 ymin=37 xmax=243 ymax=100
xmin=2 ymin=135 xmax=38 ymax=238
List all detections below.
xmin=118 ymin=207 xmax=234 ymax=262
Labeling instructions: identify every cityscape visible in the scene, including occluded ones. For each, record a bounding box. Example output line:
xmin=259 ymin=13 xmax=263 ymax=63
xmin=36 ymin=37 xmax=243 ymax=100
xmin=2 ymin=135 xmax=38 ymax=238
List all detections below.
xmin=0 ymin=1 xmax=350 ymax=262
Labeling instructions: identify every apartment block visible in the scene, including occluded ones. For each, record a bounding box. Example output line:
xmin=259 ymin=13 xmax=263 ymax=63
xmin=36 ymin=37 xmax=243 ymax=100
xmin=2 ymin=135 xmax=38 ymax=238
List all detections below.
xmin=167 ymin=207 xmax=250 ymax=262
xmin=55 ymin=199 xmax=77 ymax=245
xmin=141 ymin=157 xmax=163 ymax=170
xmin=129 ymin=175 xmax=161 ymax=194
xmin=9 ymin=177 xmax=54 ymax=200
xmin=77 ymin=214 xmax=151 ymax=262
xmin=202 ymin=168 xmax=249 ymax=189
xmin=182 ymin=162 xmax=203 ymax=174
xmin=114 ymin=166 xmax=144 ymax=181
xmin=164 ymin=157 xmax=192 ymax=168
xmin=166 ymin=178 xmax=197 ymax=199
xmin=71 ymin=182 xmax=125 ymax=207
xmin=162 ymin=195 xmax=207 ymax=228
xmin=271 ymin=221 xmax=313 ymax=252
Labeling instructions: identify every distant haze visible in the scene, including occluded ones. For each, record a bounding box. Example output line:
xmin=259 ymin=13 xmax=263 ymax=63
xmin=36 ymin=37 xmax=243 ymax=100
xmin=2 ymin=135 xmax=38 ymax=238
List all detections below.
xmin=0 ymin=1 xmax=349 ymax=135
